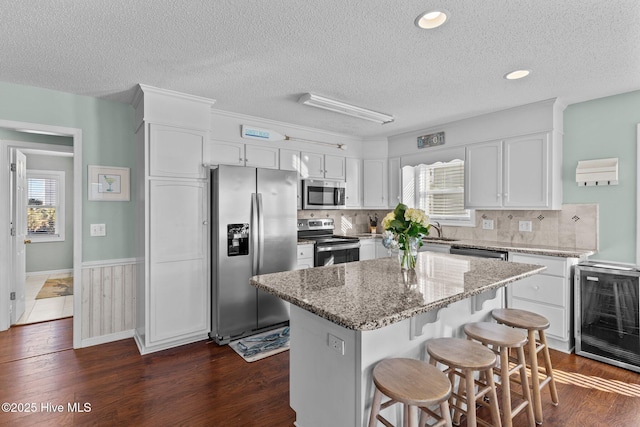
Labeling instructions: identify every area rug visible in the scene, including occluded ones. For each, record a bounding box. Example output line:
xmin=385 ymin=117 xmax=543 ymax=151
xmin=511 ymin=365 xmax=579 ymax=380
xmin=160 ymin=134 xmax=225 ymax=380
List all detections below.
xmin=35 ymin=277 xmax=73 ymax=299
xmin=229 ymin=326 xmax=290 ymax=363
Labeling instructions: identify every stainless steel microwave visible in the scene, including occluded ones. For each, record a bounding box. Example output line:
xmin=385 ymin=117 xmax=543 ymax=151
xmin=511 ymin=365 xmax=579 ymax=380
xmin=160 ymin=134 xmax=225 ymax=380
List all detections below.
xmin=302 ymin=179 xmax=346 ymax=209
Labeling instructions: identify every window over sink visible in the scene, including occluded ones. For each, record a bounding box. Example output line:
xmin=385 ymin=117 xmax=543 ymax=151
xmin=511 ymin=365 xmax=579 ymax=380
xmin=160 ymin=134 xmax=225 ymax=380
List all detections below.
xmin=402 ymin=159 xmax=474 ymax=226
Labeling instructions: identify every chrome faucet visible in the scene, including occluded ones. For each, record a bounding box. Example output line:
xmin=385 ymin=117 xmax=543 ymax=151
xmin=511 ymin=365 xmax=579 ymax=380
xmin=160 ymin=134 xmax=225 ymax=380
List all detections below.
xmin=430 ymin=221 xmax=442 ymax=238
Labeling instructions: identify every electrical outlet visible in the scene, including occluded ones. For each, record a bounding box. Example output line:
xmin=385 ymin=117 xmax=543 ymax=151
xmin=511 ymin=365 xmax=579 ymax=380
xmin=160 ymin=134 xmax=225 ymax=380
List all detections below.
xmin=482 ymin=219 xmax=494 ymax=230
xmin=518 ymin=220 xmax=532 ymax=232
xmin=90 ymin=223 xmax=106 ymax=237
xmin=328 ymin=333 xmax=345 ymax=355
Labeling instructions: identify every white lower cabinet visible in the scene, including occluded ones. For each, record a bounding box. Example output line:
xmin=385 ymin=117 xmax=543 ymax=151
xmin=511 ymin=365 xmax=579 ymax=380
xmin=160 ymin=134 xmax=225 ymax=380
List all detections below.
xmin=296 ymin=244 xmax=314 ymax=270
xmin=375 ymin=239 xmax=392 ymax=258
xmin=359 ymin=239 xmax=375 ymax=260
xmin=507 ymin=253 xmax=579 ymax=353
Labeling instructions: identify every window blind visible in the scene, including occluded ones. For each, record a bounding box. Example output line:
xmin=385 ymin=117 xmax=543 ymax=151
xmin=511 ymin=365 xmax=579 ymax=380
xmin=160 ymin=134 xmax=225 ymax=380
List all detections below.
xmin=27 ymin=174 xmax=59 ymax=235
xmin=415 ymin=159 xmax=470 ymax=220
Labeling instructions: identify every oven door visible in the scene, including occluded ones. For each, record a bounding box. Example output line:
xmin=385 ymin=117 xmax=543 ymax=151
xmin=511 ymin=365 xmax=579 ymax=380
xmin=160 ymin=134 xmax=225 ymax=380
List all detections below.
xmin=315 ymin=242 xmax=360 ymax=267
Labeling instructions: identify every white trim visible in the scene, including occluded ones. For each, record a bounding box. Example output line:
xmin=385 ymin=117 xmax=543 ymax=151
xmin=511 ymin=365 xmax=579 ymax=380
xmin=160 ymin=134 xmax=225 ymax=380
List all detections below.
xmin=81 ymin=257 xmax=138 ymax=268
xmin=0 ymin=119 xmax=83 ymax=351
xmin=81 ymin=329 xmax=134 ymax=348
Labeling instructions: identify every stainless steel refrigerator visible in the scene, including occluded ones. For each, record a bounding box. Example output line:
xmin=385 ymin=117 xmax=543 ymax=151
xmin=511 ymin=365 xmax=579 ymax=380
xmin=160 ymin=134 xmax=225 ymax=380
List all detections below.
xmin=210 ymin=165 xmax=297 ymax=344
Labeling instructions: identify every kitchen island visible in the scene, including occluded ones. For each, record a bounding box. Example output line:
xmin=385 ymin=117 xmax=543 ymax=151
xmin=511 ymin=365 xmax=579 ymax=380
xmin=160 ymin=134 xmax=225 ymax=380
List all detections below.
xmin=251 ymin=252 xmax=546 ymax=427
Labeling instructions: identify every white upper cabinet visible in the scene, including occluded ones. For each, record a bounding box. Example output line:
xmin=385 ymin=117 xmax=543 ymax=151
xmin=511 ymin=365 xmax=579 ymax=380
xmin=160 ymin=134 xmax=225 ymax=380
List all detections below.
xmin=300 ymin=152 xmax=345 ymax=180
xmin=345 ymin=157 xmax=362 ymax=208
xmin=206 ymin=141 xmax=279 ymax=169
xmin=363 ymin=159 xmax=388 ymax=208
xmin=465 ymin=140 xmax=503 ymax=208
xmin=388 ymin=157 xmax=401 ymax=208
xmin=324 ymin=155 xmax=346 ymax=180
xmin=245 ymin=144 xmax=280 ymax=169
xmin=150 ymin=124 xmax=206 ymax=179
xmin=300 ymin=152 xmax=324 ymax=178
xmin=280 ymin=149 xmax=301 ymax=172
xmin=503 ymin=134 xmax=548 ymax=207
xmin=465 ymin=132 xmax=559 ymax=210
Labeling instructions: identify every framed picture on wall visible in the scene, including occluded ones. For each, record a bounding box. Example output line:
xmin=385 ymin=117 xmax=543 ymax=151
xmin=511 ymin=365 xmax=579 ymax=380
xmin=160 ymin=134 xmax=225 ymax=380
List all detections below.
xmin=88 ymin=165 xmax=130 ymax=201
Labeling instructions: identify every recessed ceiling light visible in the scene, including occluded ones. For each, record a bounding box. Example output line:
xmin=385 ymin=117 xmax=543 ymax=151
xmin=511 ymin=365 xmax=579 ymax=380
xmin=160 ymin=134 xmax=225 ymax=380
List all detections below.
xmin=504 ymin=69 xmax=531 ymax=80
xmin=415 ymin=10 xmax=448 ymax=29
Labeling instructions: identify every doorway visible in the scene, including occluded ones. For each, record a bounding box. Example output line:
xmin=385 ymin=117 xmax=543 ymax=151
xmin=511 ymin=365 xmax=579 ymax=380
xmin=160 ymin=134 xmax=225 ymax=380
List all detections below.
xmin=15 ymin=148 xmax=74 ymax=325
xmin=0 ymin=119 xmax=82 ymax=349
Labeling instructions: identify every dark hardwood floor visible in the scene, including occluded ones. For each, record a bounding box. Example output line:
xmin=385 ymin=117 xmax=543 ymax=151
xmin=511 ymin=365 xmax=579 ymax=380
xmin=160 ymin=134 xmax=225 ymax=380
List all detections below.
xmin=1 ymin=318 xmax=639 ymax=426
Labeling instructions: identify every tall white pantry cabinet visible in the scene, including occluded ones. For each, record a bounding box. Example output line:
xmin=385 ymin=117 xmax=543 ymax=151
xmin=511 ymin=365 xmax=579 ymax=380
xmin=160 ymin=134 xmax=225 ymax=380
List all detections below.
xmin=133 ymin=85 xmax=215 ymax=354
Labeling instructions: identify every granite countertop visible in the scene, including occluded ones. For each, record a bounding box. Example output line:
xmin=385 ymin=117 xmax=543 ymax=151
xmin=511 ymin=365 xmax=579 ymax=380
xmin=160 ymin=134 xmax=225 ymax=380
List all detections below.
xmin=346 ymin=233 xmax=594 ymax=258
xmin=251 ymin=252 xmax=546 ymax=331
xmin=297 ymin=239 xmax=315 ymax=245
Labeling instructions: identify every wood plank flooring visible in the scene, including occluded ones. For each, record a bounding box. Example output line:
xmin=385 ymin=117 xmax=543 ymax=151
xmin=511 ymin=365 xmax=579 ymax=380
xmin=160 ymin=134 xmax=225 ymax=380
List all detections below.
xmin=1 ymin=318 xmax=639 ymax=426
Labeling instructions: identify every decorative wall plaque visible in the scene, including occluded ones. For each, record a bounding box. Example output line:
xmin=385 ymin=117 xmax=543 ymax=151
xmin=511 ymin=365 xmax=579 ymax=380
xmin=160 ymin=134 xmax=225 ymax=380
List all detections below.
xmin=417 ymin=131 xmax=445 ymax=149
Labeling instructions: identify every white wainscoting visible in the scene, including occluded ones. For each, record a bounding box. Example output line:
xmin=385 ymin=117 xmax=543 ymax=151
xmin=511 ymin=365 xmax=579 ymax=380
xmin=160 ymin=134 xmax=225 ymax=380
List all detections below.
xmin=81 ymin=259 xmax=136 ymax=347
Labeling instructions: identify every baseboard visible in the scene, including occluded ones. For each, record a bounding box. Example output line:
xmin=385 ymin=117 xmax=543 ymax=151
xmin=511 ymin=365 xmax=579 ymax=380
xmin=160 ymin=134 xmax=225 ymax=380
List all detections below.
xmin=80 ymin=329 xmax=135 ymax=348
xmin=134 ymin=332 xmax=210 ymax=355
xmin=26 ymin=268 xmax=73 ymax=277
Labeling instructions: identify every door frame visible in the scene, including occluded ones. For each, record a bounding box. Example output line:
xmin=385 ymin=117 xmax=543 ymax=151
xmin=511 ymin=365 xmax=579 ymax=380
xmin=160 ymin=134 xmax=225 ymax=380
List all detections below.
xmin=0 ymin=119 xmax=82 ymax=349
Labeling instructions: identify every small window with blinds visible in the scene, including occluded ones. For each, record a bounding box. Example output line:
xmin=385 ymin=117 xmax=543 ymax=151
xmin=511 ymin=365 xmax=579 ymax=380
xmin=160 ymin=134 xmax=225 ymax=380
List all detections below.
xmin=414 ymin=159 xmax=472 ymax=223
xmin=27 ymin=170 xmax=65 ymax=242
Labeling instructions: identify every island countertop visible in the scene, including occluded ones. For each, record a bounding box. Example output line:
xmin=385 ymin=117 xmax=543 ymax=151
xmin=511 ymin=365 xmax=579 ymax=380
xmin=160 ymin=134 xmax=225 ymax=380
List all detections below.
xmin=251 ymin=252 xmax=546 ymax=331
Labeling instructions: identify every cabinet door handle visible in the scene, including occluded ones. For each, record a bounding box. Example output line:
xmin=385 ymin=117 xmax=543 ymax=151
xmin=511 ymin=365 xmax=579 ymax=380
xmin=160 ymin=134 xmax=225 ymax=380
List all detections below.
xmin=533 ymin=285 xmax=539 ymax=291
xmin=203 ymin=221 xmax=209 ymax=225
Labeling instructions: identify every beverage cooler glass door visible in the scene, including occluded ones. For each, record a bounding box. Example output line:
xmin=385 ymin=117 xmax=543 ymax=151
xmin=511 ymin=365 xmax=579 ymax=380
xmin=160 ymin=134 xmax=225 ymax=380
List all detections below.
xmin=576 ymin=264 xmax=640 ymax=372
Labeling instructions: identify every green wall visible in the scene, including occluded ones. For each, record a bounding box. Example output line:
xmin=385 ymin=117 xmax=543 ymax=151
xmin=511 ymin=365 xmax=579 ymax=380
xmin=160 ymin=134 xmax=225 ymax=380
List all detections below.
xmin=563 ymin=90 xmax=640 ymax=263
xmin=0 ymin=81 xmax=136 ymax=262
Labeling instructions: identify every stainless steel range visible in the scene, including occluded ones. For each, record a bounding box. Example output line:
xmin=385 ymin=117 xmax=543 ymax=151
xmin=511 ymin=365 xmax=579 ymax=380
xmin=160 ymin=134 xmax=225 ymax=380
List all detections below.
xmin=297 ymin=218 xmax=360 ymax=266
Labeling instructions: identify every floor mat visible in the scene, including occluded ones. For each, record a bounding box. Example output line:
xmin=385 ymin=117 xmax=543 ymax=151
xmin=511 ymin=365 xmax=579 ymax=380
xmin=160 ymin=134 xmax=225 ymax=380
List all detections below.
xmin=35 ymin=277 xmax=73 ymax=299
xmin=229 ymin=326 xmax=290 ymax=362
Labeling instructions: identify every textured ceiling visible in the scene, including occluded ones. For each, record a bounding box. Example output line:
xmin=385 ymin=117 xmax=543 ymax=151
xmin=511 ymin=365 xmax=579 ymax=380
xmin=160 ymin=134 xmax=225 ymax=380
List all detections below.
xmin=1 ymin=0 xmax=639 ymax=138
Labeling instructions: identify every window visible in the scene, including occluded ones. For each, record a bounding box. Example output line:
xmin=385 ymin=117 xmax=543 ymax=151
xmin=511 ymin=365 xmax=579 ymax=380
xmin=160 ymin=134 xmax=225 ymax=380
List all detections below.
xmin=402 ymin=159 xmax=474 ymax=225
xmin=27 ymin=170 xmax=65 ymax=242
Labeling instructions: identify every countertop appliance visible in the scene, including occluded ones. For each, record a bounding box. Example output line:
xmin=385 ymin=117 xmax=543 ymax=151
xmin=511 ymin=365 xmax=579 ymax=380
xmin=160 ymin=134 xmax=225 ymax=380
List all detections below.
xmin=449 ymin=246 xmax=508 ymax=260
xmin=575 ymin=261 xmax=640 ymax=372
xmin=302 ymin=179 xmax=346 ymax=210
xmin=297 ymin=218 xmax=360 ymax=266
xmin=210 ymin=165 xmax=297 ymax=345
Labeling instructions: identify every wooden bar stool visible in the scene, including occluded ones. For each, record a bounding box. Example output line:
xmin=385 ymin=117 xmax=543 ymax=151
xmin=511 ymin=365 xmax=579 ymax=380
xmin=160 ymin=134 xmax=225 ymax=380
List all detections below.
xmin=368 ymin=358 xmax=453 ymax=427
xmin=464 ymin=322 xmax=535 ymax=427
xmin=492 ymin=308 xmax=559 ymax=425
xmin=426 ymin=338 xmax=502 ymax=427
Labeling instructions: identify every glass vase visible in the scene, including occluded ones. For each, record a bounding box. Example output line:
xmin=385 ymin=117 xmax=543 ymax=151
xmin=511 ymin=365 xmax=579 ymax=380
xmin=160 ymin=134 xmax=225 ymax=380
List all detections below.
xmin=398 ymin=236 xmax=419 ymax=270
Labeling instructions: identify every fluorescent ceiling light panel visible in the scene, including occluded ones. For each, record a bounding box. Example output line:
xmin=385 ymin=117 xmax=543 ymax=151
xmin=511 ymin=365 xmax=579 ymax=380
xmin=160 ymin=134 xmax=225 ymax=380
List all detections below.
xmin=298 ymin=93 xmax=394 ymax=124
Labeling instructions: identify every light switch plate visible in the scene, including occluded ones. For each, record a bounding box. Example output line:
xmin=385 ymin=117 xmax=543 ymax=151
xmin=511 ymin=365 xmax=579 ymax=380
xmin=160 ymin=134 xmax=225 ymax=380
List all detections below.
xmin=518 ymin=221 xmax=532 ymax=232
xmin=90 ymin=223 xmax=106 ymax=237
xmin=482 ymin=219 xmax=494 ymax=230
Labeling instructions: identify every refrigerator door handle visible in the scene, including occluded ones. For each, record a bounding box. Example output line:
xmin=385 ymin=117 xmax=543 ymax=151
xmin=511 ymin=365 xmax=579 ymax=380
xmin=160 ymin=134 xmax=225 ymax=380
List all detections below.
xmin=251 ymin=193 xmax=259 ymax=275
xmin=257 ymin=193 xmax=265 ymax=273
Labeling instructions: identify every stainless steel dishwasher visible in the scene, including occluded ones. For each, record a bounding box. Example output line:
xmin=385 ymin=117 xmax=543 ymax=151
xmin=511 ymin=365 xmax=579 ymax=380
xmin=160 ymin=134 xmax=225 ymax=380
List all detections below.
xmin=449 ymin=246 xmax=508 ymax=260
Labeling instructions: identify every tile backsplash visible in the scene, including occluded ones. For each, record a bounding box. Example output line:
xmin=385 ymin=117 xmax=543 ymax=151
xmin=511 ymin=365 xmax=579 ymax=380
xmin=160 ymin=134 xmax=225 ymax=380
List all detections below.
xmin=298 ymin=203 xmax=599 ymax=251
xmin=297 ymin=209 xmax=390 ymax=235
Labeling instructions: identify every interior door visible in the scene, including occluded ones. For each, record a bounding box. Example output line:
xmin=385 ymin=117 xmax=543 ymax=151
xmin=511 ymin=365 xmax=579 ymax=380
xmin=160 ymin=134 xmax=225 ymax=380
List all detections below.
xmin=10 ymin=149 xmax=27 ymax=324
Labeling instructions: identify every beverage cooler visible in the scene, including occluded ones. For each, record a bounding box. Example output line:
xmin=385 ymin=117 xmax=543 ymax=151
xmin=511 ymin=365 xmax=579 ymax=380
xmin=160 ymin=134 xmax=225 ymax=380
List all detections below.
xmin=575 ymin=262 xmax=640 ymax=373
